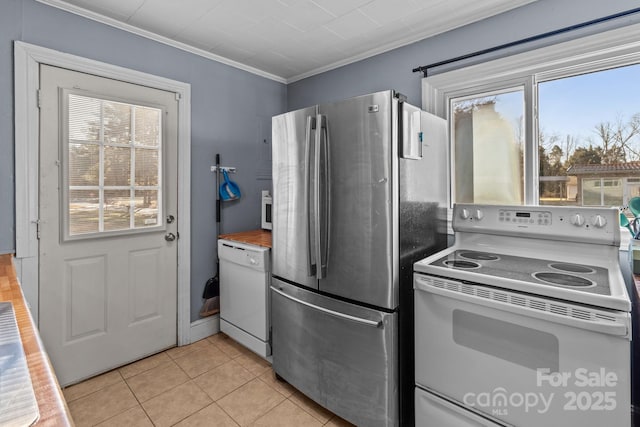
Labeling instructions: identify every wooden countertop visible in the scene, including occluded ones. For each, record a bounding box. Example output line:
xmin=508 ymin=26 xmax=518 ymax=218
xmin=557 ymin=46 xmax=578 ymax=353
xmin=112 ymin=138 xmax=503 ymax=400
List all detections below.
xmin=219 ymin=229 xmax=272 ymax=248
xmin=0 ymin=254 xmax=73 ymax=426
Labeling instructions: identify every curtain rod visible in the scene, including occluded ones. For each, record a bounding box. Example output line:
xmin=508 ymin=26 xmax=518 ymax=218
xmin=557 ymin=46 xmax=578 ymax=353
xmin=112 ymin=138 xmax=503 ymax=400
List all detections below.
xmin=412 ymin=7 xmax=640 ymax=77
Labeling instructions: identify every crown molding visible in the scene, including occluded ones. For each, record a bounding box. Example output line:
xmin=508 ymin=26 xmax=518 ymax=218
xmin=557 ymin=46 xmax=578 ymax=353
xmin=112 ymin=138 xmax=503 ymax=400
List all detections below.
xmin=36 ymin=0 xmax=287 ymax=84
xmin=286 ymin=0 xmax=538 ymax=83
xmin=37 ymin=0 xmax=537 ymax=85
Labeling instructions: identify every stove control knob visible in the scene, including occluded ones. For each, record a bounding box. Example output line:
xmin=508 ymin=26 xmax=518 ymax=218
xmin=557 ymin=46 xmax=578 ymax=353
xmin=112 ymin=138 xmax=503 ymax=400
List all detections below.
xmin=570 ymin=213 xmax=585 ymax=226
xmin=591 ymin=214 xmax=607 ymax=228
xmin=460 ymin=208 xmax=470 ymax=219
xmin=474 ymin=209 xmax=484 ymax=220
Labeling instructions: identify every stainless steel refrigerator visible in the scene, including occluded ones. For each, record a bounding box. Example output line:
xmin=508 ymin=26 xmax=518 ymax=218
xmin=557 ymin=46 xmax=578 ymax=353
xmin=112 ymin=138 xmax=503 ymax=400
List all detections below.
xmin=270 ymin=90 xmax=447 ymax=427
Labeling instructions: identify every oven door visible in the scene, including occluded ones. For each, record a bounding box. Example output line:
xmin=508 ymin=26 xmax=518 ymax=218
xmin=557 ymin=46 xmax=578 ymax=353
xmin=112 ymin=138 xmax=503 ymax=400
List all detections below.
xmin=414 ymin=274 xmax=631 ymax=427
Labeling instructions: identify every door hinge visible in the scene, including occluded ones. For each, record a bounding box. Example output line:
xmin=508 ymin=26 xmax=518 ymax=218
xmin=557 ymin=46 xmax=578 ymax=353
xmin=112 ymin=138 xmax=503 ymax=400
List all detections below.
xmin=37 ymin=89 xmax=42 ymax=109
xmin=268 ymin=327 xmax=272 ymax=348
xmin=175 ymin=92 xmax=181 ymax=101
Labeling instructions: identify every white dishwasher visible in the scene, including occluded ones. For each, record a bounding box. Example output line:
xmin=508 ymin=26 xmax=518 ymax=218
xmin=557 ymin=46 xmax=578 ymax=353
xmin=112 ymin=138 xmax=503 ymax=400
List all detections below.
xmin=218 ymin=239 xmax=271 ymax=358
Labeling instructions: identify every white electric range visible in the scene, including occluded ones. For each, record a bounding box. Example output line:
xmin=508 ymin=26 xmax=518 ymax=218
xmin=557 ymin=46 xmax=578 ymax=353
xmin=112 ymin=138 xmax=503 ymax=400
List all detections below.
xmin=413 ymin=204 xmax=631 ymax=427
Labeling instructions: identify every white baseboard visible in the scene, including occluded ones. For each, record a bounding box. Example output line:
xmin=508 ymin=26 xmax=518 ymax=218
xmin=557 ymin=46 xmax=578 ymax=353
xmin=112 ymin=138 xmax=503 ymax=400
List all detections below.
xmin=190 ymin=315 xmax=220 ymax=343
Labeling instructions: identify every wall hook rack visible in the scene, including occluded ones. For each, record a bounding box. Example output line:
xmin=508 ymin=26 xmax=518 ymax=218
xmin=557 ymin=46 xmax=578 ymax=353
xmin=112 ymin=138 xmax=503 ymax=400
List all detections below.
xmin=210 ymin=166 xmax=237 ymax=173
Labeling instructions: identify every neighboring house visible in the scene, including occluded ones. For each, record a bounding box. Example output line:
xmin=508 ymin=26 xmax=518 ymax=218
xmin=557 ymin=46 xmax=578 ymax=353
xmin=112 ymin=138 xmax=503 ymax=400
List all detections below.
xmin=566 ymin=162 xmax=640 ymax=208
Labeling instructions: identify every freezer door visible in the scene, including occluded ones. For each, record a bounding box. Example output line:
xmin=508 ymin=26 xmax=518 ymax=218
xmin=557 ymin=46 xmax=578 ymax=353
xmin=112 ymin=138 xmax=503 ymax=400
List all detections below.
xmin=272 ymin=106 xmax=319 ymax=289
xmin=271 ymin=278 xmax=398 ymax=427
xmin=318 ymin=91 xmax=396 ymax=308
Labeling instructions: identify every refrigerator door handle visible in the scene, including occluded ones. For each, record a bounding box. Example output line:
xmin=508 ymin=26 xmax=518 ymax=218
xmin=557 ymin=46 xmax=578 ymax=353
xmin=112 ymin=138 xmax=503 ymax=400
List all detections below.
xmin=313 ymin=114 xmax=321 ymax=279
xmin=271 ymin=286 xmax=383 ymax=328
xmin=305 ymin=115 xmax=317 ymax=277
xmin=317 ymin=114 xmax=329 ymax=279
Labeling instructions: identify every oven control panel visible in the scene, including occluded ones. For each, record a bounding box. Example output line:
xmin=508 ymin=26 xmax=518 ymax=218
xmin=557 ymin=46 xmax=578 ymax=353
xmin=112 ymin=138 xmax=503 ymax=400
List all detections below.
xmin=498 ymin=209 xmax=552 ymax=226
xmin=453 ymin=204 xmax=620 ymax=245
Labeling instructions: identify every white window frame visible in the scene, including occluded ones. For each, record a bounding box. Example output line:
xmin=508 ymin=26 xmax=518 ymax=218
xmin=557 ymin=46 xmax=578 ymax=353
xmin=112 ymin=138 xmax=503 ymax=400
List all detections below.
xmin=422 ymin=21 xmax=640 ymax=244
xmin=449 ymin=82 xmax=530 ymax=205
xmin=62 ymin=90 xmax=166 ymax=240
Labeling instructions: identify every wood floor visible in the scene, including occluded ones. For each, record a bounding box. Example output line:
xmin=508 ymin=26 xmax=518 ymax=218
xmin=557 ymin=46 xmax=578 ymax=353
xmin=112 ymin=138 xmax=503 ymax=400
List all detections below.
xmin=63 ymin=333 xmax=355 ymax=427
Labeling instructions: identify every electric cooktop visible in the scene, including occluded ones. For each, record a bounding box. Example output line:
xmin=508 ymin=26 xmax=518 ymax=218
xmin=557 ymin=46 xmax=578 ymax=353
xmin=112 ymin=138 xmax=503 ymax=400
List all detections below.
xmin=414 ymin=203 xmax=631 ymax=312
xmin=432 ymin=250 xmax=611 ymax=296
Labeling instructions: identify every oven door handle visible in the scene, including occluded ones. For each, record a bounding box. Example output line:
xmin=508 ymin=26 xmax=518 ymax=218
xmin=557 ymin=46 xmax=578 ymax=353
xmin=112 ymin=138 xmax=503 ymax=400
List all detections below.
xmin=414 ymin=276 xmax=630 ymax=337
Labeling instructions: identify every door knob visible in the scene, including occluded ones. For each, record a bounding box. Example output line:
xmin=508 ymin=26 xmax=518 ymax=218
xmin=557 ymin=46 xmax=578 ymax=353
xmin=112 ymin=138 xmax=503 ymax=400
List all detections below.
xmin=165 ymin=233 xmax=176 ymax=242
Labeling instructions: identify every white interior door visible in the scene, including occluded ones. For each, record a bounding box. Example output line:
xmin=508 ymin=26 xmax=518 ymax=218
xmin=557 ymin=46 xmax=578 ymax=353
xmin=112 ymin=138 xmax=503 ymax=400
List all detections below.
xmin=38 ymin=64 xmax=178 ymax=386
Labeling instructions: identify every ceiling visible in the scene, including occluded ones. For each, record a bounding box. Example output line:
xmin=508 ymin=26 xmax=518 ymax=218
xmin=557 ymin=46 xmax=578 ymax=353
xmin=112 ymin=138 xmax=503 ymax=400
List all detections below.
xmin=39 ymin=0 xmax=537 ymax=83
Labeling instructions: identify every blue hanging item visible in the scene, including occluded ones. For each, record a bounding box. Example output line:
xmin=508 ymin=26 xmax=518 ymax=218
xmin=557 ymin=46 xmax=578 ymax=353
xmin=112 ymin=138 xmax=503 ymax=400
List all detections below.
xmin=219 ymin=169 xmax=241 ymax=201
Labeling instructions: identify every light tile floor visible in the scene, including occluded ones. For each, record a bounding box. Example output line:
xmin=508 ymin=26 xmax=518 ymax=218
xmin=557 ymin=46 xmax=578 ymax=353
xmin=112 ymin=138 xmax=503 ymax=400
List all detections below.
xmin=63 ymin=333 xmax=356 ymax=427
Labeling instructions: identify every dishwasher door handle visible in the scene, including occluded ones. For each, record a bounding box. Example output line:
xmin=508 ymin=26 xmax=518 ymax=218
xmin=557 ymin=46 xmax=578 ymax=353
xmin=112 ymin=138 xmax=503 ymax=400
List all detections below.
xmin=271 ymin=286 xmax=382 ymax=328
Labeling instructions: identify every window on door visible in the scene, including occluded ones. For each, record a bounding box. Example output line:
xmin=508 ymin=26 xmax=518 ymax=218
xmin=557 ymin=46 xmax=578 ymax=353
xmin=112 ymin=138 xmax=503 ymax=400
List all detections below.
xmin=64 ymin=92 xmax=164 ymax=238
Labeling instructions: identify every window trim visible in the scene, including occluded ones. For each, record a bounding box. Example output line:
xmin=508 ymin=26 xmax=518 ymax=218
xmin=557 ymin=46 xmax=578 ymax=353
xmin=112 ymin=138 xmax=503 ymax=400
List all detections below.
xmin=449 ymin=82 xmax=529 ymax=206
xmin=423 ymin=21 xmax=640 ymax=116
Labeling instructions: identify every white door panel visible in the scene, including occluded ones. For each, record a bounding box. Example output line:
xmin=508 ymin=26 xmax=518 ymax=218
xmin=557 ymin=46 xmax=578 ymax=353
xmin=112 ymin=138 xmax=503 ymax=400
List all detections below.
xmin=65 ymin=255 xmax=107 ymax=341
xmin=39 ymin=64 xmax=178 ymax=386
xmin=129 ymin=247 xmax=164 ymax=324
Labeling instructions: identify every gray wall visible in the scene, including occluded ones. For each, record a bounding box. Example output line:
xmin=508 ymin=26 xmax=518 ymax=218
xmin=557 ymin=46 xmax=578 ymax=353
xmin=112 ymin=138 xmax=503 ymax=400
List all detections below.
xmin=4 ymin=0 xmax=640 ymax=323
xmin=287 ymin=0 xmax=640 ymax=110
xmin=1 ymin=0 xmax=286 ymax=321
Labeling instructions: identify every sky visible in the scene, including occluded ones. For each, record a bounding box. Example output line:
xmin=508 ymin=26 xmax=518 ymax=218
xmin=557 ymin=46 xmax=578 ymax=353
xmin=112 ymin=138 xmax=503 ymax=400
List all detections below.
xmin=538 ymin=63 xmax=640 ymax=146
xmin=485 ymin=63 xmax=640 ymax=154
